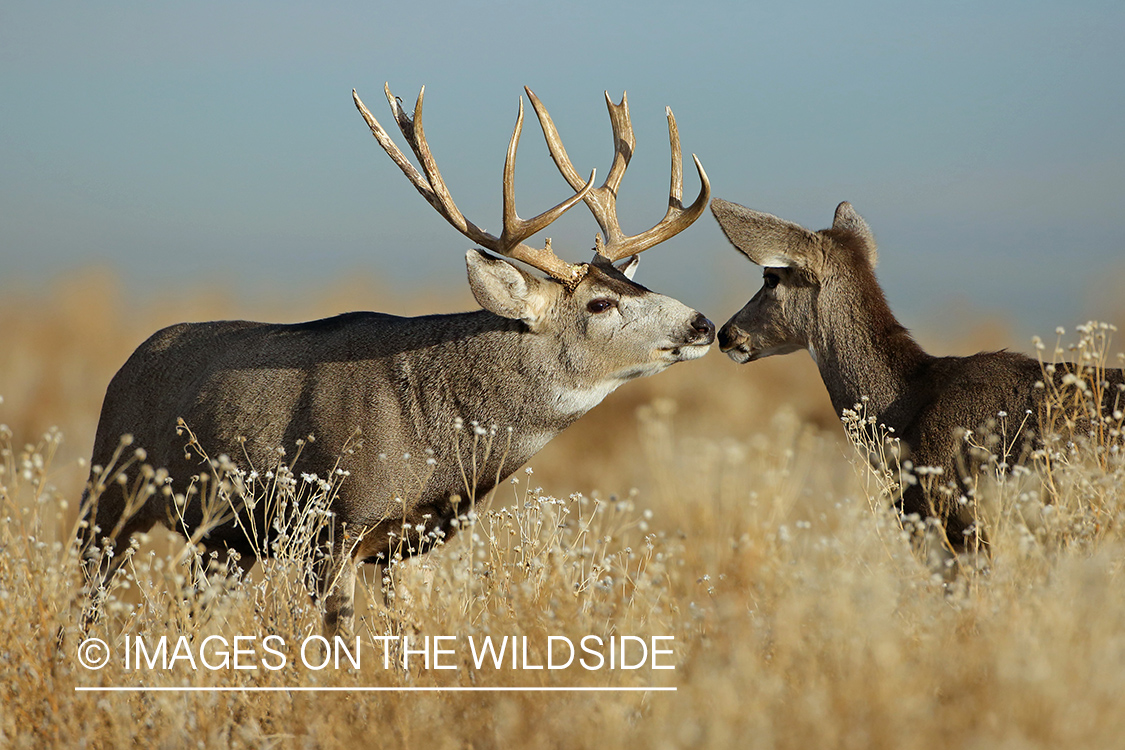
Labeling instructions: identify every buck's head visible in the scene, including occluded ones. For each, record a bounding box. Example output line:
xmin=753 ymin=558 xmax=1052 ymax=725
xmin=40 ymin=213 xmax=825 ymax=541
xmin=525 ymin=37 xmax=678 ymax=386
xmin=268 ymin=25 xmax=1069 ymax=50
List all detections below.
xmin=355 ymin=82 xmax=714 ymax=394
xmin=467 ymin=249 xmax=713 ymax=390
xmin=712 ymin=197 xmax=877 ymax=364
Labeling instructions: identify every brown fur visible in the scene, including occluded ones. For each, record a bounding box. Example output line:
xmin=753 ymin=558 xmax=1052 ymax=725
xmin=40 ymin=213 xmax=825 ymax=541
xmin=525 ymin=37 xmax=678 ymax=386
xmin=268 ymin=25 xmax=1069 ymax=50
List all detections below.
xmin=713 ymin=197 xmax=1125 ymax=549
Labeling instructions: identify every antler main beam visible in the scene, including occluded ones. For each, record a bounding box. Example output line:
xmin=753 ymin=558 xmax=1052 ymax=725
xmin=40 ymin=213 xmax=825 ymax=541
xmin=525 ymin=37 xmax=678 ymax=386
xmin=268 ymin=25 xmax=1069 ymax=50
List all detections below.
xmin=353 ymin=84 xmax=597 ymax=286
xmin=525 ymin=87 xmax=711 ymax=263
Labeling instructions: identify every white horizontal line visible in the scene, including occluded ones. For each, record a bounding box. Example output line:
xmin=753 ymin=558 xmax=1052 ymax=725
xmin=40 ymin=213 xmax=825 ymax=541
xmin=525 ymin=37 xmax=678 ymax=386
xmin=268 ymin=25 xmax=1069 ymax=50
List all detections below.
xmin=75 ymin=686 xmax=675 ymax=693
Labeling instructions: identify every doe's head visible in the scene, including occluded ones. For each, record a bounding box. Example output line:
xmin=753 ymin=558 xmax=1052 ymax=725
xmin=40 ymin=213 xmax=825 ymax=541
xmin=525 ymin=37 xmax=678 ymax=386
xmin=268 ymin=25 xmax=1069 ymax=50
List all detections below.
xmin=711 ymin=197 xmax=877 ymax=364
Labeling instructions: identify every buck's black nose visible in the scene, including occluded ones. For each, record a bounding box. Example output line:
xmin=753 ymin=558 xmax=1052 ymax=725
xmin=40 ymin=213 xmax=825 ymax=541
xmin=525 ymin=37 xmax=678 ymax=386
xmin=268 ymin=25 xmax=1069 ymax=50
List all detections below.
xmin=690 ymin=313 xmax=716 ymax=343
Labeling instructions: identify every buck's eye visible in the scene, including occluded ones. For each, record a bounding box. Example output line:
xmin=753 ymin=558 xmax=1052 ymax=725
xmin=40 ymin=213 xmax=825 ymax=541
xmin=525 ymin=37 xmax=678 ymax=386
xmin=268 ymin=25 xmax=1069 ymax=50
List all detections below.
xmin=763 ymin=272 xmax=780 ymax=289
xmin=586 ymin=298 xmax=616 ymax=314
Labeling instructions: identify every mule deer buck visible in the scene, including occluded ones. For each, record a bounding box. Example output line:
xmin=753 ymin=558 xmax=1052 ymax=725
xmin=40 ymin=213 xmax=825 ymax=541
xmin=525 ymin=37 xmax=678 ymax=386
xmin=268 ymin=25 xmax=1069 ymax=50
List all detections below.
xmin=712 ymin=197 xmax=1124 ymax=553
xmin=79 ymin=84 xmax=714 ymax=635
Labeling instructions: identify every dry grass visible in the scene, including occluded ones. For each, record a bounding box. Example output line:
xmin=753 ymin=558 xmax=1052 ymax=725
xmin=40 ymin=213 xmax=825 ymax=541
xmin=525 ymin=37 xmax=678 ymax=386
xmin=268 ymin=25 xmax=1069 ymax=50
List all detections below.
xmin=2 ymin=272 xmax=1125 ymax=749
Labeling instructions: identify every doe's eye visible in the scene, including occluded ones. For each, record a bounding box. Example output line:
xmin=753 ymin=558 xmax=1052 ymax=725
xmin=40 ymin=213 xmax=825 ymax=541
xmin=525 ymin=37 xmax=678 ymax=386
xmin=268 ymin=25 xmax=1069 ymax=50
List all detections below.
xmin=764 ymin=272 xmax=781 ymax=289
xmin=586 ymin=298 xmax=616 ymax=314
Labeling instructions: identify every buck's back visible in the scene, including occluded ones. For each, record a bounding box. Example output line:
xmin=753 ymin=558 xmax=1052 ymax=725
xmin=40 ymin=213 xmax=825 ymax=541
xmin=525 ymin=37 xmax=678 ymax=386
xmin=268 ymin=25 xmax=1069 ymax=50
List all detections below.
xmin=89 ymin=310 xmax=548 ymax=529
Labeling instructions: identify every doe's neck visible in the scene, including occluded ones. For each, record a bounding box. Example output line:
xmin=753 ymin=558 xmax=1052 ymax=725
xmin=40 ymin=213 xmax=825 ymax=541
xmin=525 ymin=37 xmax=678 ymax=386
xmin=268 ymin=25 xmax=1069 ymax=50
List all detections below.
xmin=810 ymin=275 xmax=929 ymax=420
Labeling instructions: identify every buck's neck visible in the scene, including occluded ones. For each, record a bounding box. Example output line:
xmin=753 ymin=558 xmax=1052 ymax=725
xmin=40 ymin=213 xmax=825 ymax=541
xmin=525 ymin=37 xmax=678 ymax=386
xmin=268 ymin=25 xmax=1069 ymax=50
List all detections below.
xmin=810 ymin=270 xmax=929 ymax=420
xmin=393 ymin=310 xmax=609 ymax=456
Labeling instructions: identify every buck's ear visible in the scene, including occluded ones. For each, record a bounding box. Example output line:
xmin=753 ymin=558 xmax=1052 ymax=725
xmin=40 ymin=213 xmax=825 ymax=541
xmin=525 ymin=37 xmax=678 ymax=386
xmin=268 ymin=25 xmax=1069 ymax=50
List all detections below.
xmin=615 ymin=255 xmax=639 ymax=280
xmin=466 ymin=249 xmax=553 ymax=329
xmin=710 ymin=198 xmax=822 ymax=271
xmin=832 ymin=202 xmax=878 ymax=269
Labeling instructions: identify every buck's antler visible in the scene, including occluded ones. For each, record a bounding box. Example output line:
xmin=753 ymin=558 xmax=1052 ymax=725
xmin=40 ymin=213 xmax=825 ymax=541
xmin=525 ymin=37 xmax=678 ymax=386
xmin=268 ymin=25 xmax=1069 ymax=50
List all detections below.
xmin=353 ymin=85 xmax=597 ymax=287
xmin=525 ymin=88 xmax=711 ymax=263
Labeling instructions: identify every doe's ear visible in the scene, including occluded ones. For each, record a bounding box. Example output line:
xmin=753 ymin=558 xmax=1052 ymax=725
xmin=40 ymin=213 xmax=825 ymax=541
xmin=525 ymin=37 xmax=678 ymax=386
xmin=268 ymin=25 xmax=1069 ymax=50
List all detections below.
xmin=832 ymin=202 xmax=878 ymax=269
xmin=710 ymin=198 xmax=822 ymax=271
xmin=466 ymin=249 xmax=553 ymax=329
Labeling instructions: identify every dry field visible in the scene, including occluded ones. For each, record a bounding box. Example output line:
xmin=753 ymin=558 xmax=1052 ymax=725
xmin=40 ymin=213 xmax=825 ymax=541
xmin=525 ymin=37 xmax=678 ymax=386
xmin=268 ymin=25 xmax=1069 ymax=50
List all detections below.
xmin=2 ymin=271 xmax=1124 ymax=749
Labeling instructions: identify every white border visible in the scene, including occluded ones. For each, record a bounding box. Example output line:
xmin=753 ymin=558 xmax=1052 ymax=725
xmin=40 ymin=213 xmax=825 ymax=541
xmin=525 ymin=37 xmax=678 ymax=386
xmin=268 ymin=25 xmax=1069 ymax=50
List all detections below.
xmin=76 ymin=686 xmax=675 ymax=692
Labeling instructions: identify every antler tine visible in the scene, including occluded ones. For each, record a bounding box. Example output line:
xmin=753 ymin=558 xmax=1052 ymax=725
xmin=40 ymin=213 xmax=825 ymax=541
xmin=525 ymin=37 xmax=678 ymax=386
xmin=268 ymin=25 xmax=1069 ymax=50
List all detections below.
xmin=597 ymin=106 xmax=711 ymax=262
xmin=667 ymin=107 xmax=684 ymax=207
xmin=598 ymin=91 xmax=635 ymax=233
xmin=524 ymin=87 xmax=585 ymax=192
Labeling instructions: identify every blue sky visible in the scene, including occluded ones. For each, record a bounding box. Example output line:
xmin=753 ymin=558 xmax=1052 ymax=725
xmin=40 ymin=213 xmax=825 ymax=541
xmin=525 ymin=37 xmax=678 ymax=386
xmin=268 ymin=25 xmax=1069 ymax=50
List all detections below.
xmin=3 ymin=1 xmax=1123 ymax=344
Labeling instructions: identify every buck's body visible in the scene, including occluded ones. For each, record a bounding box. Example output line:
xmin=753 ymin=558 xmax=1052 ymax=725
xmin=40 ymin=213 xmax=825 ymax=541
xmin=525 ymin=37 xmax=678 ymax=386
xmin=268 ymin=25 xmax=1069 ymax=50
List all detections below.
xmin=90 ymin=310 xmax=554 ymax=564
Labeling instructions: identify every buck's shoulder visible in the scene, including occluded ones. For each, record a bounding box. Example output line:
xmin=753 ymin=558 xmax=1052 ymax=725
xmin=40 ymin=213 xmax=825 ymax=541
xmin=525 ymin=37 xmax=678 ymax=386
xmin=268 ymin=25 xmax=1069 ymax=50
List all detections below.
xmin=132 ymin=313 xmax=402 ymax=351
xmin=123 ymin=310 xmax=522 ymax=371
xmin=133 ymin=319 xmax=259 ymax=353
xmin=279 ymin=311 xmax=404 ymax=333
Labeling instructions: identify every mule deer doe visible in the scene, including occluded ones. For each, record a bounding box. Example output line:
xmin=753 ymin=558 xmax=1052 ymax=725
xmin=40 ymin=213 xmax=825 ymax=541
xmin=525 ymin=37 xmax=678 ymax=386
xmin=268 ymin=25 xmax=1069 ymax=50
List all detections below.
xmin=712 ymin=197 xmax=1124 ymax=552
xmin=79 ymin=84 xmax=714 ymax=635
